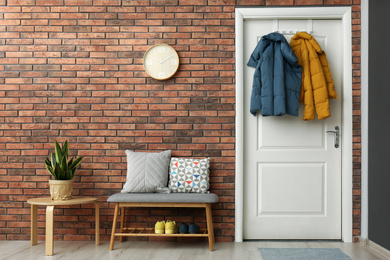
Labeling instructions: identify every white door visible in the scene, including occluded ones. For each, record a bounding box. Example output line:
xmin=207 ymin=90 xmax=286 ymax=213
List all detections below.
xmin=243 ymin=19 xmax=343 ymax=239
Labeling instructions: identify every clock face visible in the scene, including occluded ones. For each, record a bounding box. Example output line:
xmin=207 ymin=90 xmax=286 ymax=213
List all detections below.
xmin=143 ymin=44 xmax=180 ymax=80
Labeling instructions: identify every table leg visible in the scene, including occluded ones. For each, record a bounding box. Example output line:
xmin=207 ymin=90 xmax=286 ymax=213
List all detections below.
xmin=45 ymin=206 xmax=55 ymax=256
xmin=95 ymin=202 xmax=100 ymax=245
xmin=31 ymin=204 xmax=38 ymax=246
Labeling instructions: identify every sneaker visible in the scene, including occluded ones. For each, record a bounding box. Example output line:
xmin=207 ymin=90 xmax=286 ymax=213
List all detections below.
xmin=189 ymin=223 xmax=200 ymax=234
xmin=165 ymin=220 xmax=178 ymax=234
xmin=179 ymin=223 xmax=188 ymax=234
xmin=155 ymin=220 xmax=165 ymax=234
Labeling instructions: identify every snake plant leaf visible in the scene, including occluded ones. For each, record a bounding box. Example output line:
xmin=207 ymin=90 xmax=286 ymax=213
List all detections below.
xmin=70 ymin=157 xmax=83 ymax=170
xmin=54 ymin=141 xmax=63 ymax=165
xmin=68 ymin=158 xmax=73 ymax=168
xmin=54 ymin=162 xmax=62 ymax=180
xmin=51 ymin=153 xmax=56 ymax=168
xmin=61 ymin=156 xmax=68 ymax=173
xmin=45 ymin=157 xmax=51 ymax=168
xmin=45 ymin=159 xmax=54 ymax=175
xmin=69 ymin=169 xmax=75 ymax=180
xmin=45 ymin=164 xmax=53 ymax=176
xmin=62 ymin=140 xmax=69 ymax=159
xmin=45 ymin=158 xmax=52 ymax=170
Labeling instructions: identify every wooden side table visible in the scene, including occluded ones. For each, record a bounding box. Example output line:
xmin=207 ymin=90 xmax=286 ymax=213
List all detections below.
xmin=27 ymin=196 xmax=99 ymax=256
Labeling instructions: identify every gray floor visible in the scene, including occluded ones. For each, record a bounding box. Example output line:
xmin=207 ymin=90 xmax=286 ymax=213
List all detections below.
xmin=0 ymin=240 xmax=388 ymax=260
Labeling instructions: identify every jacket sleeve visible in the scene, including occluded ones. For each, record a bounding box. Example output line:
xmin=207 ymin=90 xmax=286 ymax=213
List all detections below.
xmin=248 ymin=39 xmax=264 ymax=116
xmin=250 ymin=62 xmax=262 ymax=116
xmin=318 ymin=52 xmax=338 ymax=100
xmin=247 ymin=40 xmax=262 ymax=68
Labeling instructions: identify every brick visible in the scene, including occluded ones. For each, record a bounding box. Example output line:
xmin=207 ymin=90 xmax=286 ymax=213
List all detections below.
xmin=33 ymin=65 xmax=60 ymax=70
xmin=20 ymin=20 xmax=48 ymax=26
xmin=47 ymin=58 xmax=75 ymax=64
xmin=18 ymin=58 xmax=46 ymax=65
xmin=0 ymin=20 xmax=21 ymax=26
xmin=5 ymin=78 xmax=32 ymax=84
xmin=178 ymin=0 xmax=205 ymax=4
xmin=294 ymin=0 xmax=322 ymax=4
xmin=61 ymin=13 xmax=88 ymax=19
xmin=325 ymin=0 xmax=352 ymax=4
xmin=77 ymin=71 xmax=104 ymax=77
xmin=65 ymin=0 xmax=92 ymax=5
xmin=64 ymin=26 xmax=92 ymax=33
xmin=33 ymin=52 xmax=61 ymax=58
xmin=4 ymin=13 xmax=31 ymax=19
xmin=107 ymin=7 xmax=135 ymax=13
xmin=80 ymin=7 xmax=106 ymax=13
xmin=94 ymin=0 xmax=121 ymax=5
xmin=32 ymin=13 xmax=59 ymax=19
xmin=34 ymin=40 xmax=61 ymax=46
xmin=56 ymin=68 xmax=85 ymax=75
xmin=36 ymin=0 xmax=64 ymax=5
xmin=266 ymin=0 xmax=294 ymax=5
xmin=122 ymin=0 xmax=149 ymax=5
xmin=5 ymin=65 xmax=32 ymax=71
xmin=151 ymin=0 xmax=178 ymax=5
xmin=8 ymin=0 xmax=35 ymax=5
xmin=0 ymin=32 xmax=20 ymax=38
xmin=175 ymin=13 xmax=204 ymax=20
xmin=208 ymin=0 xmax=236 ymax=6
xmin=0 ymin=72 xmax=19 ymax=77
xmin=22 ymin=7 xmax=50 ymax=12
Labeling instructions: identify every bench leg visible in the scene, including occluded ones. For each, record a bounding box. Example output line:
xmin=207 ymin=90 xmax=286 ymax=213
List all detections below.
xmin=119 ymin=207 xmax=125 ymax=243
xmin=205 ymin=203 xmax=215 ymax=251
xmin=95 ymin=202 xmax=100 ymax=246
xmin=109 ymin=203 xmax=120 ymax=250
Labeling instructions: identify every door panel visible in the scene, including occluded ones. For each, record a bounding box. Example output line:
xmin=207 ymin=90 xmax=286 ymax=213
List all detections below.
xmin=243 ymin=19 xmax=343 ymax=239
xmin=259 ymin=163 xmax=324 ymax=214
xmin=259 ymin=114 xmax=325 ymax=148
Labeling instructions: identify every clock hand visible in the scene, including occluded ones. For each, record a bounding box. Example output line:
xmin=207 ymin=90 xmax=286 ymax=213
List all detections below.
xmin=161 ymin=55 xmax=173 ymax=63
xmin=151 ymin=58 xmax=162 ymax=64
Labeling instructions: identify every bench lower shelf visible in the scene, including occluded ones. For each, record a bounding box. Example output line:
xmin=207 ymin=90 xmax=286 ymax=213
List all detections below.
xmin=109 ymin=202 xmax=215 ymax=251
xmin=115 ymin=228 xmax=209 ymax=237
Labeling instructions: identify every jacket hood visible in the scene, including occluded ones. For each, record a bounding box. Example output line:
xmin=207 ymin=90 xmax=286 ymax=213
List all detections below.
xmin=291 ymin=31 xmax=323 ymax=54
xmin=263 ymin=32 xmax=286 ymax=42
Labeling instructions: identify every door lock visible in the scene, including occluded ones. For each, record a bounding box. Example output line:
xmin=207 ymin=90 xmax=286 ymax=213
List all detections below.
xmin=326 ymin=126 xmax=339 ymax=148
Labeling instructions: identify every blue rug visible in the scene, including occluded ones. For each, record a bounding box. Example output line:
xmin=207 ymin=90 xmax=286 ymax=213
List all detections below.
xmin=258 ymin=248 xmax=351 ymax=260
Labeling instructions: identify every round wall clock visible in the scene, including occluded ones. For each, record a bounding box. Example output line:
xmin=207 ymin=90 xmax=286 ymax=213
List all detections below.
xmin=143 ymin=44 xmax=180 ymax=80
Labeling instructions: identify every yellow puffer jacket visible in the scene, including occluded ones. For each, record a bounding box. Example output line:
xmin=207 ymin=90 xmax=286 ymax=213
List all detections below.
xmin=290 ymin=32 xmax=338 ymax=121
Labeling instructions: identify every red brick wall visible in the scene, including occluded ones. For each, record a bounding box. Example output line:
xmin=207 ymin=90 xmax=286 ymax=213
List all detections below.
xmin=0 ymin=0 xmax=361 ymax=243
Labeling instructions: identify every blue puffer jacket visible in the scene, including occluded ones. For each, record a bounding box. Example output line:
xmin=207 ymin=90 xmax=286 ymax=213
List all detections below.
xmin=248 ymin=32 xmax=302 ymax=117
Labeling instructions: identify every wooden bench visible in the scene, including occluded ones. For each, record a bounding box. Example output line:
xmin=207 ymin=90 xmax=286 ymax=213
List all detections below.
xmin=107 ymin=193 xmax=218 ymax=251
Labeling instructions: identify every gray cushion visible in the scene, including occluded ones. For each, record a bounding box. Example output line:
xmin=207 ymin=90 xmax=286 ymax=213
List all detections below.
xmin=121 ymin=150 xmax=171 ymax=193
xmin=107 ymin=192 xmax=219 ymax=204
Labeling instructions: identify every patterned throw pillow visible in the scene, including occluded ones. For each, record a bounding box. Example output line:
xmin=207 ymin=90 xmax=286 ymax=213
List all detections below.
xmin=168 ymin=157 xmax=210 ymax=193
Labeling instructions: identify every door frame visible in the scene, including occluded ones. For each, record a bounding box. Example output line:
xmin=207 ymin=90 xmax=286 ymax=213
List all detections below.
xmin=235 ymin=7 xmax=353 ymax=242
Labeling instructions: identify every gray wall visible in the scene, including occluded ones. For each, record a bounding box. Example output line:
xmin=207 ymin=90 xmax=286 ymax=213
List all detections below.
xmin=368 ymin=0 xmax=390 ymax=251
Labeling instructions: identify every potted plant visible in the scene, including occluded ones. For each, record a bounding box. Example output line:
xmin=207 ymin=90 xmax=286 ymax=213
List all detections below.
xmin=44 ymin=140 xmax=83 ymax=200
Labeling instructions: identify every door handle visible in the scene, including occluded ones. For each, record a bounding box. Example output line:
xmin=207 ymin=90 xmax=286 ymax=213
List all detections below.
xmin=326 ymin=126 xmax=339 ymax=148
